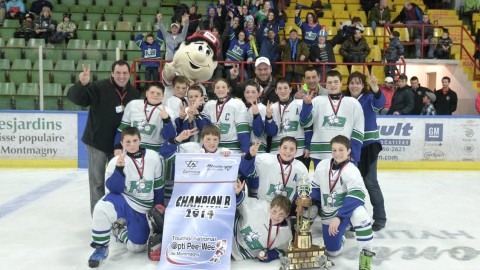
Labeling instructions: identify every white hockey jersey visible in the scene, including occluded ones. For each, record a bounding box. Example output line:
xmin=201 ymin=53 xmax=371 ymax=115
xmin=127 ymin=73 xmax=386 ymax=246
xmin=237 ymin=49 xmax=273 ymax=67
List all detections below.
xmin=203 ymin=98 xmax=250 ymax=153
xmin=105 ymin=149 xmax=163 ymax=214
xmin=119 ymin=99 xmax=176 ymax=150
xmin=312 ymin=159 xmax=367 ymax=224
xmin=232 ymin=197 xmax=292 ymax=260
xmin=269 ymin=99 xmax=307 ymax=157
xmin=246 ymin=103 xmax=267 ymax=153
xmin=164 ymin=95 xmax=188 ymax=119
xmin=302 ymin=96 xmax=364 ymax=160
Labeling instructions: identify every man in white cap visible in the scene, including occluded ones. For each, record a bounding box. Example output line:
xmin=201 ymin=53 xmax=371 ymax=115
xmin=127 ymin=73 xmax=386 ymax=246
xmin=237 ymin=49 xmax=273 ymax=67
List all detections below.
xmin=379 ymin=76 xmax=395 ymax=115
xmin=229 ymin=56 xmax=278 ymax=105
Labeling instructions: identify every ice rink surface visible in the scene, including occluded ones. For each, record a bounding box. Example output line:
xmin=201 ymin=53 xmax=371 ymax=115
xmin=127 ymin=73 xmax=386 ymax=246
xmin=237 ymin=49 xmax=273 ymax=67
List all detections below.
xmin=1 ymin=169 xmax=479 ymax=270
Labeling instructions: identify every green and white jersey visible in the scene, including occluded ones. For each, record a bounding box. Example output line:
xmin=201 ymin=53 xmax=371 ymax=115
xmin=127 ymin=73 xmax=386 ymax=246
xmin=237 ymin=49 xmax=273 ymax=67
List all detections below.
xmin=105 ymin=149 xmax=163 ymax=214
xmin=270 ymin=99 xmax=306 ymax=157
xmin=232 ymin=197 xmax=292 ymax=260
xmin=118 ymin=99 xmax=175 ymax=151
xmin=203 ymin=98 xmax=250 ymax=153
xmin=302 ymin=96 xmax=364 ymax=160
xmin=312 ymin=159 xmax=367 ymax=225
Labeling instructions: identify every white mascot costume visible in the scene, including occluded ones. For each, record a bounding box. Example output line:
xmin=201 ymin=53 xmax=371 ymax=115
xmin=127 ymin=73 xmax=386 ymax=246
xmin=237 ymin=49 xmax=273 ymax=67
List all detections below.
xmin=162 ymin=30 xmax=220 ymax=100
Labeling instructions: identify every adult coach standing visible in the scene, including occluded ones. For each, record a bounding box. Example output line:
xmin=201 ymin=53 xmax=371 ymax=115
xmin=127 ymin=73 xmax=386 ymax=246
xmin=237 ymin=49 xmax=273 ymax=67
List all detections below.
xmin=67 ymin=60 xmax=140 ymax=214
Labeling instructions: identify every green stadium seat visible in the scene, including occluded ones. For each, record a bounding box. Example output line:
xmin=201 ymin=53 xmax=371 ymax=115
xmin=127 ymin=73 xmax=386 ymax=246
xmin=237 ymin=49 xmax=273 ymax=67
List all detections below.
xmin=85 ymin=39 xmax=107 ymax=62
xmin=16 ymin=83 xmax=40 ymax=110
xmin=84 ymin=13 xmax=103 ymax=25
xmin=115 ymin=21 xmax=134 ymax=40
xmin=134 ymin=22 xmax=152 ymax=37
xmin=24 ymin=39 xmax=48 ymax=62
xmin=0 ymin=38 xmax=5 ymax=48
xmin=146 ymin=1 xmax=163 ymax=8
xmin=60 ymin=0 xmax=78 ymax=6
xmin=45 ymin=47 xmax=65 ymax=62
xmin=96 ymin=60 xmax=114 ymax=80
xmin=103 ymin=13 xmax=121 ymax=23
xmin=107 ymin=40 xmax=127 ymax=50
xmin=65 ymin=39 xmax=86 ymax=64
xmin=69 ymin=5 xmax=87 ymax=14
xmin=63 ymin=82 xmax=88 ymax=111
xmin=106 ymin=40 xmax=127 ymax=60
xmin=42 ymin=83 xmax=64 ymax=110
xmin=139 ymin=8 xmax=158 ymax=16
xmin=70 ymin=12 xmax=85 ymax=24
xmin=77 ymin=21 xmax=96 ymax=40
xmin=107 ymin=6 xmax=122 ymax=14
xmin=87 ymin=5 xmax=105 ymax=14
xmin=67 ymin=39 xmax=87 ymax=49
xmin=0 ymin=82 xmax=16 ymax=110
xmin=10 ymin=59 xmax=32 ymax=85
xmin=125 ymin=40 xmax=140 ymax=62
xmin=0 ymin=59 xmax=10 ymax=83
xmin=123 ymin=6 xmax=140 ymax=15
xmin=128 ymin=0 xmax=145 ymax=7
xmin=54 ymin=5 xmax=70 ymax=13
xmin=95 ymin=0 xmax=111 ymax=6
xmin=87 ymin=39 xmax=107 ymax=50
xmin=0 ymin=20 xmax=19 ymax=40
xmin=115 ymin=0 xmax=128 ymax=6
xmin=96 ymin=21 xmax=115 ymax=40
xmin=53 ymin=60 xmax=75 ymax=86
xmin=122 ymin=14 xmax=139 ymax=23
xmin=76 ymin=59 xmax=97 ymax=81
xmin=4 ymin=38 xmax=25 ymax=61
xmin=32 ymin=59 xmax=54 ymax=84
xmin=3 ymin=19 xmax=20 ymax=28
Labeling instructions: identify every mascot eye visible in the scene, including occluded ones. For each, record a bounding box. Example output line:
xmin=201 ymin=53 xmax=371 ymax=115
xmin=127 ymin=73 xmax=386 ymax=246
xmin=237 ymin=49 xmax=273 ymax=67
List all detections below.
xmin=206 ymin=49 xmax=211 ymax=56
xmin=196 ymin=45 xmax=203 ymax=51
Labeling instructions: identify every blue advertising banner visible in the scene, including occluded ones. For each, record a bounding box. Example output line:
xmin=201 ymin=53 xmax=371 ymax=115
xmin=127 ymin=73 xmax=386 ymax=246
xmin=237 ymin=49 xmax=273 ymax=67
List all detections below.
xmin=158 ymin=153 xmax=241 ymax=270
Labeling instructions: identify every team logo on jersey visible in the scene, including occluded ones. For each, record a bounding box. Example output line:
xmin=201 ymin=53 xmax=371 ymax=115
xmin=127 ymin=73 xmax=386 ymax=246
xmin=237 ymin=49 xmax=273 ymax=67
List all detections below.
xmin=129 ymin=179 xmax=153 ymax=193
xmin=323 ymin=192 xmax=345 ymax=207
xmin=280 ymin=119 xmax=299 ymax=133
xmin=133 ymin=120 xmax=155 ymax=135
xmin=322 ymin=116 xmax=346 ymax=128
xmin=266 ymin=183 xmax=294 ymax=199
xmin=145 ymin=48 xmax=157 ymax=58
xmin=241 ymin=227 xmax=262 ymax=250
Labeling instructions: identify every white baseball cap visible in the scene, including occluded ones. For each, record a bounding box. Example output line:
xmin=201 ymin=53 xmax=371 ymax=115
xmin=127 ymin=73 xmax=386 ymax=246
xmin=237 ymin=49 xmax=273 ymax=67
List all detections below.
xmin=385 ymin=77 xmax=394 ymax=83
xmin=171 ymin=23 xmax=180 ymax=28
xmin=255 ymin=57 xmax=271 ymax=67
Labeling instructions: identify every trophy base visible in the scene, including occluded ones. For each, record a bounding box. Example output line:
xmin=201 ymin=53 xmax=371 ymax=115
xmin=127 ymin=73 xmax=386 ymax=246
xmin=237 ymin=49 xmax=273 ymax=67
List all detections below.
xmin=279 ymin=245 xmax=334 ymax=270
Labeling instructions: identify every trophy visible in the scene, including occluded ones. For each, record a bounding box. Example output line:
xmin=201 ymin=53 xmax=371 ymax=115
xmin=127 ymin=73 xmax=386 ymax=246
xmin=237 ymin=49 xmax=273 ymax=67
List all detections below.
xmin=279 ymin=176 xmax=333 ymax=270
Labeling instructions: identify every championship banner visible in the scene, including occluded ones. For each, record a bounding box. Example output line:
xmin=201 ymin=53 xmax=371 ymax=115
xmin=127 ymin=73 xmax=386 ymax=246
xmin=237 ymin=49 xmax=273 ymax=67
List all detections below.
xmin=158 ymin=153 xmax=241 ymax=270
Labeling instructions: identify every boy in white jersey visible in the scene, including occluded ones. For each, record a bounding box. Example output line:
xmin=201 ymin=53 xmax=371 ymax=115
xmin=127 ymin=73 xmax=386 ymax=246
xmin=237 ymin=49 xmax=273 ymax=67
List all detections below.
xmin=177 ymin=86 xmax=211 ymax=143
xmin=116 ymin=83 xmax=176 ymax=152
xmin=300 ymin=70 xmax=364 ymax=167
xmin=243 ymin=80 xmax=271 ymax=153
xmin=265 ymin=79 xmax=311 ymax=159
xmin=232 ymin=186 xmax=293 ymax=263
xmin=88 ymin=127 xmax=164 ymax=268
xmin=164 ymin=76 xmax=189 ymax=126
xmin=240 ymin=136 xmax=308 ymax=201
xmin=311 ymin=135 xmax=374 ymax=270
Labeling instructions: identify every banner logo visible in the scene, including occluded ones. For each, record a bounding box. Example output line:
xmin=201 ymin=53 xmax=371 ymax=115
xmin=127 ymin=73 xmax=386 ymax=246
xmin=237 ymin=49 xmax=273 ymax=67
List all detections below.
xmin=425 ymin=124 xmax=443 ymax=142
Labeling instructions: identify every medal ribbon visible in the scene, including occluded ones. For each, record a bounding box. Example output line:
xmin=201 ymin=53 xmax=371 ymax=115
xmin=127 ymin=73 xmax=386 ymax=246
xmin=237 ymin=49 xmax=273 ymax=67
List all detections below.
xmin=143 ymin=101 xmax=161 ymax=123
xmin=129 ymin=155 xmax=145 ymax=179
xmin=278 ymin=100 xmax=291 ymax=128
xmin=110 ymin=79 xmax=128 ymax=105
xmin=266 ymin=219 xmax=280 ymax=250
xmin=328 ymin=94 xmax=343 ymax=119
xmin=328 ymin=160 xmax=348 ymax=193
xmin=277 ymin=155 xmax=293 ymax=187
xmin=215 ymin=97 xmax=230 ymax=123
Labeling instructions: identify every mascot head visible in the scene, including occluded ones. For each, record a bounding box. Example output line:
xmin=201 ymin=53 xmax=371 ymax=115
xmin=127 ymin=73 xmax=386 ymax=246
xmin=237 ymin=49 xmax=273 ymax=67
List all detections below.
xmin=171 ymin=30 xmax=220 ymax=84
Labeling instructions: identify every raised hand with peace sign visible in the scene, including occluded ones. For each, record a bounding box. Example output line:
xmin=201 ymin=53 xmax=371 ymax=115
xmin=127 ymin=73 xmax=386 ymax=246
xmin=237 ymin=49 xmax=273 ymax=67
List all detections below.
xmin=79 ymin=64 xmax=91 ymax=86
xmin=265 ymin=100 xmax=273 ymax=119
xmin=303 ymin=89 xmax=314 ymax=105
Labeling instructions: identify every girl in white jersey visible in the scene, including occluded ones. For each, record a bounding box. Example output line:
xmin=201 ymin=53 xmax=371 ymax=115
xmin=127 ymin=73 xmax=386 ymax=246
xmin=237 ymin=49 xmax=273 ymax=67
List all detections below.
xmin=242 ymin=80 xmax=271 ymax=153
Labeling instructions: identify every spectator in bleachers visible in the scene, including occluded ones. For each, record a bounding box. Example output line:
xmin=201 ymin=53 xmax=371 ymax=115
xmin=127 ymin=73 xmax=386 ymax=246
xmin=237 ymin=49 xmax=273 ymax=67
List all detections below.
xmin=13 ymin=11 xmax=35 ymax=40
xmin=367 ymin=0 xmax=391 ymax=32
xmin=410 ymin=76 xmax=433 ymax=115
xmin=340 ymin=26 xmax=370 ymax=66
xmin=330 ymin=16 xmax=364 ymax=47
xmin=300 ymin=67 xmax=328 ymax=98
xmin=187 ymin=4 xmax=202 ymax=37
xmin=0 ymin=0 xmax=6 ymax=26
xmin=225 ymin=28 xmax=255 ymax=80
xmin=295 ymin=9 xmax=321 ymax=48
xmin=201 ymin=4 xmax=224 ymax=34
xmin=278 ymin=28 xmax=309 ymax=84
xmin=433 ymin=30 xmax=453 ymax=59
xmin=50 ymin=12 xmax=76 ymax=44
xmin=67 ymin=60 xmax=140 ymax=214
xmin=251 ymin=0 xmax=272 ymax=25
xmin=379 ymin=76 xmax=395 ymax=115
xmin=413 ymin=14 xmax=434 ymax=59
xmin=34 ymin=6 xmax=56 ymax=42
xmin=309 ymin=28 xmax=336 ymax=81
xmin=387 ymin=74 xmax=414 ymax=115
xmin=135 ymin=14 xmax=165 ymax=85
xmin=391 ymin=1 xmax=424 ymax=34
xmin=171 ymin=3 xmax=189 ymax=25
xmin=5 ymin=0 xmax=25 ymax=22
xmin=243 ymin=14 xmax=256 ymax=39
xmin=384 ymin=31 xmax=404 ymax=78
xmin=29 ymin=0 xmax=53 ymax=16
xmin=434 ymin=76 xmax=457 ymax=115
xmin=420 ymin=91 xmax=437 ymax=115
xmin=360 ymin=0 xmax=379 ymax=17
xmin=257 ymin=10 xmax=285 ymax=45
xmin=259 ymin=29 xmax=280 ymax=75
xmin=158 ymin=13 xmax=189 ymax=61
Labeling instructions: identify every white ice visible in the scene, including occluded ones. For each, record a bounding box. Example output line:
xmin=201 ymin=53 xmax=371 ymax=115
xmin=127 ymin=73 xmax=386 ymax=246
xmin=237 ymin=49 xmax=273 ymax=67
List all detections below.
xmin=0 ymin=169 xmax=479 ymax=270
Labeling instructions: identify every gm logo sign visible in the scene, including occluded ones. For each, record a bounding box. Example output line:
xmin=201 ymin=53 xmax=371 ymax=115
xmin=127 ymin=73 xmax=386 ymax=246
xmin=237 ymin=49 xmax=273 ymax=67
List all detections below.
xmin=425 ymin=124 xmax=443 ymax=141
